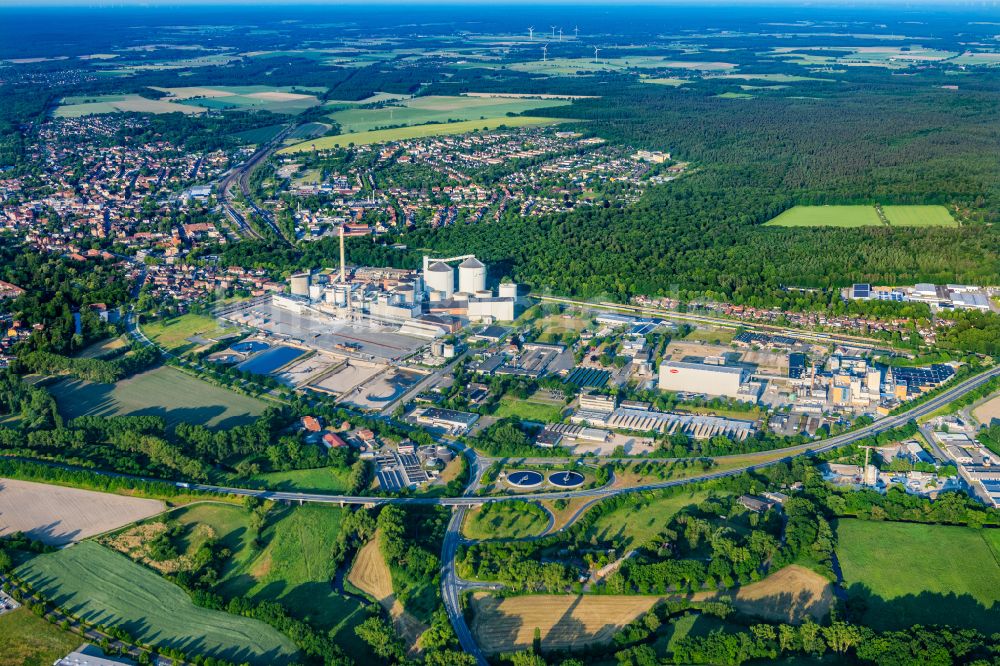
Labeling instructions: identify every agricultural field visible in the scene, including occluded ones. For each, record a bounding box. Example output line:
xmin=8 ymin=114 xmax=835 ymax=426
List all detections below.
xmin=835 ymin=519 xmax=1000 ymax=632
xmin=0 ymin=606 xmax=82 ymax=666
xmin=15 ymin=541 xmax=299 ymax=665
xmin=0 ymin=478 xmax=164 ymax=545
xmin=151 ymin=85 xmax=324 ymax=114
xmin=142 ymin=313 xmax=238 ymax=354
xmin=584 ymin=490 xmax=712 ymax=547
xmin=507 ymin=57 xmax=737 ymax=76
xmin=471 ymin=564 xmax=831 ymax=654
xmin=347 ymin=533 xmax=429 ymax=652
xmin=54 ymin=93 xmax=203 ymax=117
xmin=881 ymin=205 xmax=958 ymax=227
xmin=641 ymin=77 xmax=689 ymax=86
xmin=48 ymin=365 xmax=265 ymax=430
xmin=973 ymin=393 xmax=1000 ymax=426
xmin=764 ymin=205 xmax=884 ymax=227
xmin=232 ymin=123 xmax=287 ymax=144
xmin=462 ymin=502 xmax=551 ymax=540
xmin=470 ymin=593 xmax=661 ymax=654
xmin=327 ymin=95 xmax=570 ymax=133
xmin=281 ymin=116 xmax=566 ymax=151
xmin=697 ymin=565 xmax=834 ymax=623
xmin=493 ymin=394 xmax=565 ymax=423
xmin=74 ymin=336 xmax=128 ymax=359
xmin=709 ymin=73 xmax=834 ymax=83
xmin=218 ymin=504 xmax=368 ymax=654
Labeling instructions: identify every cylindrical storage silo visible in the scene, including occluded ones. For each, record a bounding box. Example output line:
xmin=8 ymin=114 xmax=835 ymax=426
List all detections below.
xmin=424 ymin=262 xmax=454 ymax=297
xmin=498 ymin=282 xmax=518 ymax=299
xmin=458 ymin=257 xmax=486 ymax=294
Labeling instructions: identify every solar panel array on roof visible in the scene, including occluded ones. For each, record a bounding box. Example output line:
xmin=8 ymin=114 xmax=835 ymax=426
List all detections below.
xmin=565 ymin=367 xmax=611 ymax=388
xmin=891 ymin=363 xmax=955 ymax=387
xmin=630 ymin=322 xmax=657 ymax=336
xmin=853 ymin=283 xmax=871 ymax=299
xmin=788 ymin=352 xmax=806 ymax=379
xmin=377 ymin=468 xmax=404 ymax=492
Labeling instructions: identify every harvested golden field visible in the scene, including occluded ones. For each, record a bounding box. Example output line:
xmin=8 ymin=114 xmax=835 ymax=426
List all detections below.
xmin=348 ymin=533 xmax=428 ymax=652
xmin=471 ymin=594 xmax=660 ymax=654
xmin=0 ymin=478 xmax=164 ymax=545
xmin=471 ymin=565 xmax=833 ymax=654
xmin=973 ymin=393 xmax=1000 ymax=426
xmin=698 ymin=565 xmax=834 ymax=623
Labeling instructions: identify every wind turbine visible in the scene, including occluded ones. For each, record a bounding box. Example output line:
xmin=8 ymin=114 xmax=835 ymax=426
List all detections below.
xmin=550 ymin=25 xmax=556 ymax=39
xmin=528 ymin=26 xmax=534 ymax=40
xmin=593 ymin=46 xmax=601 ymax=63
xmin=542 ymin=43 xmax=549 ymax=62
xmin=574 ymin=25 xmax=580 ymax=39
xmin=558 ymin=27 xmax=563 ymax=42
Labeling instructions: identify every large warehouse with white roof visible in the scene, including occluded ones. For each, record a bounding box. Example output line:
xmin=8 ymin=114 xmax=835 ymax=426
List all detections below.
xmin=658 ymin=360 xmax=747 ymax=399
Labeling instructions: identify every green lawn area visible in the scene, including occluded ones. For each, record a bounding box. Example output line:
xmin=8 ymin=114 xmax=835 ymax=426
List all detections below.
xmin=141 ymin=313 xmax=238 ymax=354
xmin=15 ymin=541 xmax=299 ymax=665
xmin=327 ymin=94 xmax=570 ymax=133
xmin=218 ymin=504 xmax=368 ymax=658
xmin=881 ymin=205 xmax=957 ymax=227
xmin=0 ymin=607 xmax=81 ymax=666
xmin=281 ymin=116 xmax=566 ymax=152
xmin=764 ymin=205 xmax=883 ymax=227
xmin=835 ymin=519 xmax=1000 ymax=632
xmin=463 ymin=502 xmax=550 ymax=540
xmin=585 ymin=490 xmax=712 ymax=548
xmin=48 ymin=365 xmax=265 ymax=430
xmin=641 ymin=77 xmax=689 ymax=86
xmin=716 ymin=92 xmax=755 ymax=99
xmin=249 ymin=466 xmax=354 ymax=493
xmin=169 ymin=502 xmax=256 ymax=561
xmin=494 ymin=394 xmax=565 ymax=423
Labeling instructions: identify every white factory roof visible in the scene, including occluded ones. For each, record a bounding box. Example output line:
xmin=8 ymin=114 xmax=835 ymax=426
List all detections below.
xmin=662 ymin=360 xmax=744 ymax=375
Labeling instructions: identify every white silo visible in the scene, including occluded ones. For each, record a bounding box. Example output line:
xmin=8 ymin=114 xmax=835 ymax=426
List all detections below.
xmin=458 ymin=257 xmax=486 ymax=294
xmin=498 ymin=282 xmax=518 ymax=300
xmin=425 ymin=261 xmax=454 ymax=297
xmin=308 ymin=284 xmax=323 ymax=302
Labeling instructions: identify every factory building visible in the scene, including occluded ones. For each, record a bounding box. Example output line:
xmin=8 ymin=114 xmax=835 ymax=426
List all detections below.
xmin=658 ymin=360 xmax=748 ymax=400
xmin=424 ymin=261 xmax=455 ymax=297
xmin=467 ymin=296 xmax=515 ymax=322
xmin=289 ymin=272 xmax=311 ymax=297
xmin=458 ymin=256 xmax=487 ymax=294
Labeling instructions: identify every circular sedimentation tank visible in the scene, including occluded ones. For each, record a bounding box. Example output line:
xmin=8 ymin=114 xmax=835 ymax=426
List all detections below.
xmin=230 ymin=340 xmax=269 ymax=354
xmin=505 ymin=470 xmax=544 ymax=489
xmin=547 ymin=470 xmax=585 ymax=488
